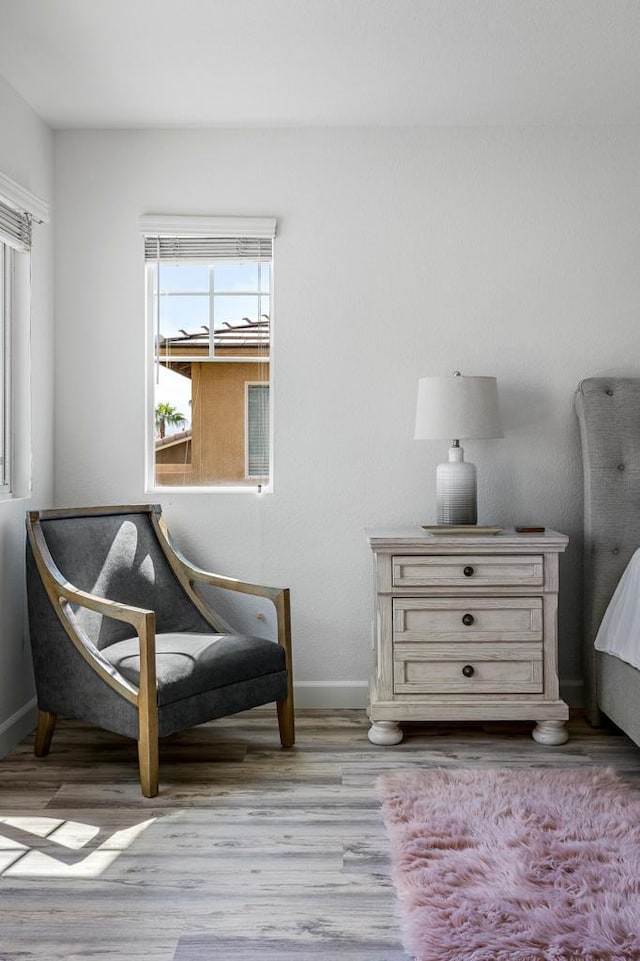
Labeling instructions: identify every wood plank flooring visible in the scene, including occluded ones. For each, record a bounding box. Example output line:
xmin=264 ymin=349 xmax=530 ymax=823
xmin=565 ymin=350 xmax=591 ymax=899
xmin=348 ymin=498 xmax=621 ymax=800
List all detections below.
xmin=0 ymin=709 xmax=639 ymax=960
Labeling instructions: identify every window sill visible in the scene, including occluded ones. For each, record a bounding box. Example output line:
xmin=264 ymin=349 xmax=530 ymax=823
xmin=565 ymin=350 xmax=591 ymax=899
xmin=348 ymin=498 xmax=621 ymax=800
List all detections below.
xmin=145 ymin=485 xmax=272 ymax=495
xmin=0 ymin=491 xmax=30 ymax=504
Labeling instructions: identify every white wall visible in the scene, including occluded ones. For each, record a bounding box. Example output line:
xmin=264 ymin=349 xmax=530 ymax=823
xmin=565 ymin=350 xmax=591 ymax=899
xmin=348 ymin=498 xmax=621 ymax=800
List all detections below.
xmin=54 ymin=126 xmax=640 ymax=707
xmin=0 ymin=74 xmax=54 ymax=752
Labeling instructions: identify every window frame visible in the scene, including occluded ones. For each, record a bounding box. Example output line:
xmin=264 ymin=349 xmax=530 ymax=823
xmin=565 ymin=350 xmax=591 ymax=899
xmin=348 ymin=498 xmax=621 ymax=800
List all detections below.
xmin=0 ymin=243 xmax=12 ymax=497
xmin=144 ymin=238 xmax=275 ymax=495
xmin=0 ymin=172 xmax=49 ymax=502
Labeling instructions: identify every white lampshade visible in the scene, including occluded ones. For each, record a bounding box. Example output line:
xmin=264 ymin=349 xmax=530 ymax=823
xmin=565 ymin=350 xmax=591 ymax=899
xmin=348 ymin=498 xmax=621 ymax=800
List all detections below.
xmin=414 ymin=374 xmax=503 ymax=441
xmin=414 ymin=373 xmax=503 ymax=526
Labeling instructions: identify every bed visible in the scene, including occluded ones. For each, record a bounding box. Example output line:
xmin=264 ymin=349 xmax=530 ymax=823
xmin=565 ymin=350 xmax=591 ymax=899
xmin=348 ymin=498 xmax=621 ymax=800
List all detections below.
xmin=575 ymin=377 xmax=640 ymax=746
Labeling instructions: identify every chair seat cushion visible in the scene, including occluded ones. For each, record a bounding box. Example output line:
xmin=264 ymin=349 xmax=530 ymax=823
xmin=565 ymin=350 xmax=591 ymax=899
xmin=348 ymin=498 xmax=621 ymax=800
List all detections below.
xmin=102 ymin=633 xmax=286 ymax=707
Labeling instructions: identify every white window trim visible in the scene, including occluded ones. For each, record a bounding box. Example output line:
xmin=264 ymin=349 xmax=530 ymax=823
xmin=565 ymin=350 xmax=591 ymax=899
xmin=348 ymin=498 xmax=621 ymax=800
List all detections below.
xmin=140 ymin=214 xmax=275 ymax=238
xmin=0 ymin=171 xmax=49 ymax=226
xmin=0 ymin=243 xmax=32 ymax=501
xmin=143 ymin=237 xmax=276 ymax=495
xmin=0 ymin=246 xmax=11 ymax=496
xmin=0 ymin=170 xmax=48 ymax=502
xmin=144 ymin=264 xmax=156 ymax=493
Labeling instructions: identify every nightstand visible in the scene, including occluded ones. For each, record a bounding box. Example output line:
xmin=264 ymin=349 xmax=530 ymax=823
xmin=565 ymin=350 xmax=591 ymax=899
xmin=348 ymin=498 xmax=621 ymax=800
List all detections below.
xmin=366 ymin=528 xmax=569 ymax=746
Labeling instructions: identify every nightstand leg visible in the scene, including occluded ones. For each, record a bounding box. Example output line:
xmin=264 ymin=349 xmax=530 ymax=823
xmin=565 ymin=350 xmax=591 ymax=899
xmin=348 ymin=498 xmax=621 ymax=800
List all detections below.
xmin=532 ymin=720 xmax=568 ymax=745
xmin=368 ymin=721 xmax=403 ymax=745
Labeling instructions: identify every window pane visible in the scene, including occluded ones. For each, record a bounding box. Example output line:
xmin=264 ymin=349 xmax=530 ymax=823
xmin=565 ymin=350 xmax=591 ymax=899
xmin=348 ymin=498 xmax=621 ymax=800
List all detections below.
xmin=212 ymin=295 xmax=261 ymax=329
xmin=154 ymin=366 xmax=191 ymax=436
xmin=159 ymin=294 xmax=209 ymax=338
xmin=154 ymin=366 xmax=193 ymax=487
xmin=214 ymin=263 xmax=259 ymax=292
xmin=259 ymin=263 xmax=270 ymax=293
xmin=158 ymin=264 xmax=209 ymax=292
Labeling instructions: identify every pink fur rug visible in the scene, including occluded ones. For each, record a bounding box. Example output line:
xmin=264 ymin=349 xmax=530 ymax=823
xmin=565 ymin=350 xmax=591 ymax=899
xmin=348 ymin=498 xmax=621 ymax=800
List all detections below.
xmin=378 ymin=767 xmax=640 ymax=961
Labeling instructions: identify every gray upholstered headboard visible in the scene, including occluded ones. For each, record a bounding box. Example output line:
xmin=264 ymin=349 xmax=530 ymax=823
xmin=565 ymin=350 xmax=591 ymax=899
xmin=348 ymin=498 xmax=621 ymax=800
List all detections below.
xmin=575 ymin=378 xmax=640 ymax=724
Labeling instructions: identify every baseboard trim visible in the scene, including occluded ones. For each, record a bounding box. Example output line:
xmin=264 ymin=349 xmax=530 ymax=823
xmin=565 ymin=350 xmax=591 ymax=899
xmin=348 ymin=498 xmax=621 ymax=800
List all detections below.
xmin=0 ymin=697 xmax=37 ymax=759
xmin=293 ymin=682 xmax=369 ymax=709
xmin=1 ymin=684 xmax=583 ymax=735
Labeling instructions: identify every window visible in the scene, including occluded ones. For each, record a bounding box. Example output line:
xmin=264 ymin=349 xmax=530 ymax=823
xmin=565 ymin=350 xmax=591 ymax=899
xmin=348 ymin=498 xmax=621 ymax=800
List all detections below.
xmin=0 ymin=243 xmax=11 ymax=493
xmin=143 ymin=216 xmax=276 ymax=491
xmin=0 ymin=174 xmax=47 ymax=499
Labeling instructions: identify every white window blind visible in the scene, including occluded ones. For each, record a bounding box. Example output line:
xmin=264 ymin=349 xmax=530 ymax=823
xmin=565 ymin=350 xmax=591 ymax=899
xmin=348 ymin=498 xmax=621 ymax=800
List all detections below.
xmin=0 ymin=201 xmax=31 ymax=252
xmin=0 ymin=170 xmax=49 ymax=252
xmin=144 ymin=236 xmax=272 ymax=263
xmin=141 ymin=215 xmax=276 ymax=261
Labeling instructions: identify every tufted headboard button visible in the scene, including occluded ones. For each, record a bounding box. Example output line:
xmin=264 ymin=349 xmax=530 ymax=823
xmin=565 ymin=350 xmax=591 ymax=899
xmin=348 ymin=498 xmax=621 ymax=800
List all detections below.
xmin=617 ymin=463 xmax=626 ymax=471
xmin=605 ymin=388 xmax=614 ymax=395
xmin=612 ymin=548 xmax=620 ymax=555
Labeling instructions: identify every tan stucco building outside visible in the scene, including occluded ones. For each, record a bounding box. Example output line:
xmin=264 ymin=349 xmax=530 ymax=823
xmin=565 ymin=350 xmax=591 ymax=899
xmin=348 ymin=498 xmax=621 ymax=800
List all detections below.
xmin=155 ymin=323 xmax=269 ymax=487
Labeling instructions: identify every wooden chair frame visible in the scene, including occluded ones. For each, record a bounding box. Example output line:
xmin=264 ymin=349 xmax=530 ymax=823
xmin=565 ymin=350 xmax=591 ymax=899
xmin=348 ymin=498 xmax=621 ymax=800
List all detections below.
xmin=26 ymin=504 xmax=294 ymax=797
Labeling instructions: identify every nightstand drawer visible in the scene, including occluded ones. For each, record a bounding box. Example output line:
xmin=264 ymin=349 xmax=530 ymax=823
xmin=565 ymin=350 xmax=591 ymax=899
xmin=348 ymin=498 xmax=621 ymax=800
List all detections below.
xmin=393 ymin=642 xmax=544 ymax=694
xmin=393 ymin=597 xmax=543 ymax=642
xmin=392 ymin=554 xmax=544 ymax=588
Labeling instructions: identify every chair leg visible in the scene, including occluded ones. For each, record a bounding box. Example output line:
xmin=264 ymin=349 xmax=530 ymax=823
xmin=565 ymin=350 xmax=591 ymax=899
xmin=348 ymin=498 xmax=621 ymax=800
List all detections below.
xmin=137 ymin=730 xmax=159 ymax=798
xmin=34 ymin=710 xmax=57 ymax=757
xmin=277 ymin=695 xmax=295 ymax=748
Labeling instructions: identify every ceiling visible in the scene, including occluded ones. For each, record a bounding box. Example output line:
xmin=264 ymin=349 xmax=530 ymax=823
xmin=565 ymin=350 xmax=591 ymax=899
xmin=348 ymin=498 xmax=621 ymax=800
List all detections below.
xmin=1 ymin=0 xmax=639 ymax=129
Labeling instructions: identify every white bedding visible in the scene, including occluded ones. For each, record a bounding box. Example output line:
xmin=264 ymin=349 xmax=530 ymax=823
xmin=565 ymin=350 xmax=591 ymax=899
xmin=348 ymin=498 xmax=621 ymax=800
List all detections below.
xmin=595 ymin=548 xmax=640 ymax=670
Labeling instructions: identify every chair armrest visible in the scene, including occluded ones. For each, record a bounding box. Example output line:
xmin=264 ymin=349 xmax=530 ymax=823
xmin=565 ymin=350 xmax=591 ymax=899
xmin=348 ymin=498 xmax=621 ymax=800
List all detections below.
xmin=152 ymin=515 xmax=292 ymax=663
xmin=178 ymin=557 xmax=292 ymax=657
xmin=153 ymin=511 xmax=285 ymax=600
xmin=171 ymin=548 xmax=291 ymax=648
xmin=56 ymin=585 xmax=157 ymax=709
xmin=53 ymin=578 xmax=153 ymax=632
xmin=175 ymin=554 xmax=286 ymax=603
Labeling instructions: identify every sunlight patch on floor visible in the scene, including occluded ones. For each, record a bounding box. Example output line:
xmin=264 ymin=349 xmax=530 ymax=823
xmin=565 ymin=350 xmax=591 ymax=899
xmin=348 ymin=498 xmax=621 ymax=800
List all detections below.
xmin=0 ymin=816 xmax=156 ymax=878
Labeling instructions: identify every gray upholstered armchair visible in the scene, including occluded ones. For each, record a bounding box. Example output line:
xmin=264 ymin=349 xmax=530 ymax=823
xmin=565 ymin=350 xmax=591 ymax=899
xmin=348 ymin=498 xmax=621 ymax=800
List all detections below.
xmin=25 ymin=504 xmax=294 ymax=797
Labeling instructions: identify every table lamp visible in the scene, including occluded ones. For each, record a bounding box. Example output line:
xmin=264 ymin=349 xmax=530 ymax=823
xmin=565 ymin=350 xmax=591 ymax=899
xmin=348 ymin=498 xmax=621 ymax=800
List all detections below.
xmin=414 ymin=372 xmax=503 ymax=525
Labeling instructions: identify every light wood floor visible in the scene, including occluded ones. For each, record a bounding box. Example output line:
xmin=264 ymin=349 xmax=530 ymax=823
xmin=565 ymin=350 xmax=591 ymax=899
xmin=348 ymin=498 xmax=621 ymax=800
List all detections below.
xmin=1 ymin=709 xmax=640 ymax=960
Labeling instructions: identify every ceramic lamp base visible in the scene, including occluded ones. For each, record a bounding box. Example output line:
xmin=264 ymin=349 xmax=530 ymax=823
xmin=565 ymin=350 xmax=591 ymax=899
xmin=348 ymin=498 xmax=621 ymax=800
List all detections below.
xmin=436 ymin=444 xmax=477 ymax=525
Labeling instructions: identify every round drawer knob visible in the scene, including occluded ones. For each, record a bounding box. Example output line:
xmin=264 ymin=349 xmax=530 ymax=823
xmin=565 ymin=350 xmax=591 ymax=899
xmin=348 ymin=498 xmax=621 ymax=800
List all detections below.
xmin=462 ymin=613 xmax=475 ymax=626
xmin=463 ymin=566 xmax=475 ymax=577
xmin=462 ymin=664 xmax=475 ymax=678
